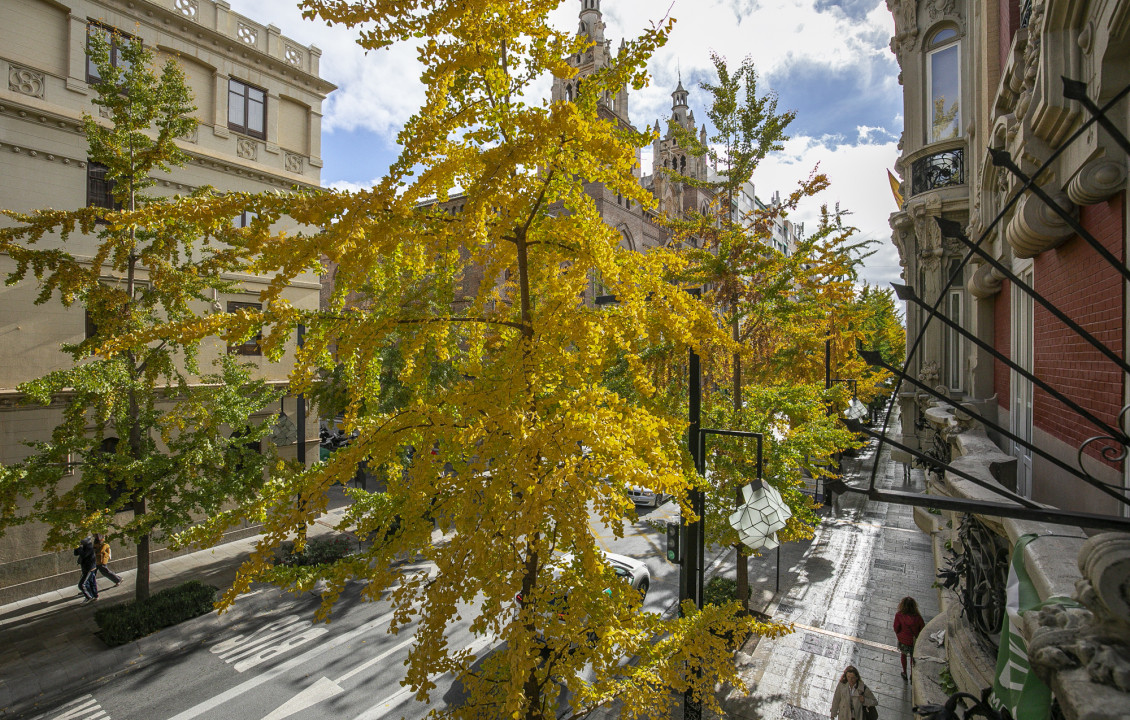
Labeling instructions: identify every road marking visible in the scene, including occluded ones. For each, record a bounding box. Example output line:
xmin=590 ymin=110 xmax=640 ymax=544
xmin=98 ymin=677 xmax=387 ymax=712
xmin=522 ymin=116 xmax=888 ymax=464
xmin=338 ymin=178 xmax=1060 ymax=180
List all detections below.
xmin=166 ymin=610 xmax=396 ymax=720
xmin=350 ymin=633 xmax=498 ymax=720
xmin=29 ymin=694 xmax=108 ymax=720
xmin=211 ymin=615 xmax=329 ymax=672
xmin=790 ymin=621 xmax=899 ymax=654
xmin=259 ymin=635 xmax=419 ymax=720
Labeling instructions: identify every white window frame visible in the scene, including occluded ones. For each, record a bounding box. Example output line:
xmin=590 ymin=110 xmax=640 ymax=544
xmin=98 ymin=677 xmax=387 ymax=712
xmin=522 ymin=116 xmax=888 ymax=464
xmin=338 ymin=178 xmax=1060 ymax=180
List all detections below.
xmin=946 ymin=287 xmax=964 ymax=392
xmin=1010 ymin=265 xmax=1034 ymax=499
xmin=926 ymin=29 xmax=962 ymax=144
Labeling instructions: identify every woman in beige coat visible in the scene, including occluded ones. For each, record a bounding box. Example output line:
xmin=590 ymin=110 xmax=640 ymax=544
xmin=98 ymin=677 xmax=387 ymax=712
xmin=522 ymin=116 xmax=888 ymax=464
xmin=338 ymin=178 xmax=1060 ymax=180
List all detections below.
xmin=830 ymin=665 xmax=878 ymax=720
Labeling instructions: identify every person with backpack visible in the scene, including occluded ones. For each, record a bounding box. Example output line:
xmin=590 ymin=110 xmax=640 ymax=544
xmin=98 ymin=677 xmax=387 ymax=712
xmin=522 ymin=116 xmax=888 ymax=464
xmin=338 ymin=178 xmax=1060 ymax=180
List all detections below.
xmin=73 ymin=537 xmax=98 ymax=604
xmin=894 ymin=596 xmax=927 ymax=680
xmin=830 ymin=665 xmax=878 ymax=720
xmin=92 ymin=533 xmax=121 ymax=587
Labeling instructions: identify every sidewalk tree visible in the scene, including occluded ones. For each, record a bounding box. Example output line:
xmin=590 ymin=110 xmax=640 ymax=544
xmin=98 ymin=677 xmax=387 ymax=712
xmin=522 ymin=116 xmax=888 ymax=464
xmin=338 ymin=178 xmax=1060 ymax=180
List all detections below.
xmin=0 ymin=33 xmax=278 ymax=601
xmin=155 ymin=2 xmax=795 ymax=718
xmin=659 ymin=55 xmax=874 ymax=611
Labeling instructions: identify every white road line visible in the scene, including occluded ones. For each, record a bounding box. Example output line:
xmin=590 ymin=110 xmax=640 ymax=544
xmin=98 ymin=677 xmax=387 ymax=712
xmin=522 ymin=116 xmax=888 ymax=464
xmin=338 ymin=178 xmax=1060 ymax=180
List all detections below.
xmin=166 ymin=610 xmax=396 ymax=720
xmin=350 ymin=634 xmax=497 ymax=720
xmin=29 ymin=694 xmax=108 ymax=720
xmin=334 ymin=634 xmax=417 ymax=684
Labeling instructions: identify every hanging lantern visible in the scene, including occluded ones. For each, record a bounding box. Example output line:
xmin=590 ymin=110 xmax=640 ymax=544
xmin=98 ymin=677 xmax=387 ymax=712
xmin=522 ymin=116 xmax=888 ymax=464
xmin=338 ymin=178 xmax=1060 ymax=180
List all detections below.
xmin=728 ymin=480 xmax=792 ymax=551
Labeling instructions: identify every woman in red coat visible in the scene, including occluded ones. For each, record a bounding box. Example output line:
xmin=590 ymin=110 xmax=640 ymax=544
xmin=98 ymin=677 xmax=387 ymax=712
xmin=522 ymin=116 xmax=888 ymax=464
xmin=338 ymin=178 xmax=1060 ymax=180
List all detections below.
xmin=893 ymin=596 xmax=925 ymax=680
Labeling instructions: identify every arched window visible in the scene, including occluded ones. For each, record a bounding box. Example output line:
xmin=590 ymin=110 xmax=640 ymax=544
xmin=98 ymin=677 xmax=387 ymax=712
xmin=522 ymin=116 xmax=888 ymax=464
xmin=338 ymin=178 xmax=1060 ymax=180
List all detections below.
xmin=927 ymin=27 xmax=961 ymax=143
xmin=680 ymin=156 xmax=686 ymax=172
xmin=565 ymin=84 xmax=573 ymax=102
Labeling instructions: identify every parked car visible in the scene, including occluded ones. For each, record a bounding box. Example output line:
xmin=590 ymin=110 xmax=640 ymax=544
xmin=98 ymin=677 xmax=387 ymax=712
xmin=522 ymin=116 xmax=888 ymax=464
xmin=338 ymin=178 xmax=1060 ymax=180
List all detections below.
xmin=628 ymin=485 xmax=666 ymax=507
xmin=515 ymin=550 xmax=651 ymax=659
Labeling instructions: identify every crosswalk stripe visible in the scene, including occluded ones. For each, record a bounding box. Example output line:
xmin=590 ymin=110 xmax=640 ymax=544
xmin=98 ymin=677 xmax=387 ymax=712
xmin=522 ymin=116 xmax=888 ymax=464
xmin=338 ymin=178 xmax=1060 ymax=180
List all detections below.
xmin=28 ymin=694 xmax=109 ymax=720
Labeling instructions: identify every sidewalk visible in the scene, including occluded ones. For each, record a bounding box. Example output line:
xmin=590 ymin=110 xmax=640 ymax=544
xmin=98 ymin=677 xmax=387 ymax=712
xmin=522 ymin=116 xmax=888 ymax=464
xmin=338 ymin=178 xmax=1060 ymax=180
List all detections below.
xmin=713 ymin=426 xmax=938 ymax=720
xmin=0 ymin=505 xmax=352 ymax=717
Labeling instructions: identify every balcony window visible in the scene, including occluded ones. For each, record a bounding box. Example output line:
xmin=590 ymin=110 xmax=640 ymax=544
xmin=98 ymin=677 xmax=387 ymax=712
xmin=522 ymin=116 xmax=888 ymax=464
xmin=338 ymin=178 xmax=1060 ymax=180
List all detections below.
xmin=927 ymin=28 xmax=961 ymax=143
xmin=228 ymin=79 xmax=266 ymax=139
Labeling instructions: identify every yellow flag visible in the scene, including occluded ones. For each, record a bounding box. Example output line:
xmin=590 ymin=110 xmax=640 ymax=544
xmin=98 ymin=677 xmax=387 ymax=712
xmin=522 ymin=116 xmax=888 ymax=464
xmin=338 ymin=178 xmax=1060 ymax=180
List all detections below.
xmin=887 ymin=169 xmax=903 ymax=209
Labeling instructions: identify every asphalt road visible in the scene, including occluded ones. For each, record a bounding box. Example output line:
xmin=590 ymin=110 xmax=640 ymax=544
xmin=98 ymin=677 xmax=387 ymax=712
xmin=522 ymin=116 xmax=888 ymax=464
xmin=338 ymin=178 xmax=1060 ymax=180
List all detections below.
xmin=19 ymin=499 xmax=708 ymax=720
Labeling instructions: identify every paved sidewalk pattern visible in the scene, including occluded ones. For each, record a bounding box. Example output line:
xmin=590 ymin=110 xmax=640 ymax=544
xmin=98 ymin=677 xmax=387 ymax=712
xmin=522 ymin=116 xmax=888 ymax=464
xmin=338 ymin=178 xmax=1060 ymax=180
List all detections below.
xmin=717 ymin=434 xmax=939 ymax=720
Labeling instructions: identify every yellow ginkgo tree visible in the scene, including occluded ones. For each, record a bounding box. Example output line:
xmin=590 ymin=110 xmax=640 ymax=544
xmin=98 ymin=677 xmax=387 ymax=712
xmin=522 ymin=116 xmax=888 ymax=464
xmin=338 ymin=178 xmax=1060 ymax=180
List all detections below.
xmin=142 ymin=1 xmax=791 ymax=719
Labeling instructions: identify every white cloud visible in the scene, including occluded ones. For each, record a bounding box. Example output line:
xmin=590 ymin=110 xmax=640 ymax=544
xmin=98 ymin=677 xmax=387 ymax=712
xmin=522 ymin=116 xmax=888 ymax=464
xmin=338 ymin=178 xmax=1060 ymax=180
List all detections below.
xmin=225 ymin=0 xmax=424 ymax=135
xmin=226 ymin=0 xmax=903 ymax=285
xmin=750 ymin=134 xmax=904 ymax=288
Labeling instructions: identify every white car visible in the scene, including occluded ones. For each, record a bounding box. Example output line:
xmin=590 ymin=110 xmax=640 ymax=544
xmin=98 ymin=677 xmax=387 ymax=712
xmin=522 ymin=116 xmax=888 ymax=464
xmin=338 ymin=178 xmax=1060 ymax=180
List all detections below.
xmin=604 ymin=551 xmax=651 ymax=598
xmin=628 ymin=485 xmax=665 ymax=507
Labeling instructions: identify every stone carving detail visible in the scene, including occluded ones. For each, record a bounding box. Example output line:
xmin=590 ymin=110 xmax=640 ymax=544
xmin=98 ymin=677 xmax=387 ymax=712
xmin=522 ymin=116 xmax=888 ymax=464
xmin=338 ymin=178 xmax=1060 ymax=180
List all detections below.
xmin=9 ymin=66 xmax=45 ymax=98
xmin=99 ymin=106 xmax=112 ymax=119
xmin=912 ymin=207 xmax=944 ymax=271
xmin=1005 ymin=190 xmax=1076 ymax=258
xmin=1029 ymin=533 xmax=1130 ymax=709
xmin=886 ymin=0 xmax=918 ymax=60
xmin=236 ymin=138 xmax=257 ymax=161
xmin=285 ymin=46 xmax=302 ymax=66
xmin=968 ymin=262 xmax=1005 ymax=299
xmin=1067 ymin=159 xmax=1127 ymax=206
xmin=927 ymin=0 xmax=957 ymax=21
xmin=1015 ymin=0 xmax=1045 ymax=122
xmin=173 ymin=0 xmax=198 ymax=19
xmin=237 ymin=23 xmax=258 ymax=45
xmin=284 ymin=152 xmax=303 ymax=174
xmin=180 ymin=125 xmax=198 ymax=143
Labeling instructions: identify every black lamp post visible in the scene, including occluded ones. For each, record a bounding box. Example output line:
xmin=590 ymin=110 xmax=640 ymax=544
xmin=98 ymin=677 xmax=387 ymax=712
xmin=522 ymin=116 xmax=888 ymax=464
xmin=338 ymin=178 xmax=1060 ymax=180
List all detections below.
xmin=597 ymin=291 xmax=764 ymax=720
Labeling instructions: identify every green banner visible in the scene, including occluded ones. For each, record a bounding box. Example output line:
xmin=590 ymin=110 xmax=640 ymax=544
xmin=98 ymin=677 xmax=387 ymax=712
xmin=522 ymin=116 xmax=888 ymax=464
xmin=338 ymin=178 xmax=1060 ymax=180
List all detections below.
xmin=989 ymin=534 xmax=1077 ymax=719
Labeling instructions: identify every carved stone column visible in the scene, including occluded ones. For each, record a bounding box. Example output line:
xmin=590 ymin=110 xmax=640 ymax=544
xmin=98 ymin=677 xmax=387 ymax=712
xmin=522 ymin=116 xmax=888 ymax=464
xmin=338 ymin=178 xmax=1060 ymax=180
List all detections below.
xmin=1028 ymin=533 xmax=1130 ymax=719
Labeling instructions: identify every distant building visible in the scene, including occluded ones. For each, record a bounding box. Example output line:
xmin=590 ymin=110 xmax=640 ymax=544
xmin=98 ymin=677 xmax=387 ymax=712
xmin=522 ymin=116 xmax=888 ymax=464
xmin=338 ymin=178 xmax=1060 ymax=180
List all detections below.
xmin=886 ymin=0 xmax=1129 ymax=715
xmin=0 ymin=0 xmax=334 ymax=603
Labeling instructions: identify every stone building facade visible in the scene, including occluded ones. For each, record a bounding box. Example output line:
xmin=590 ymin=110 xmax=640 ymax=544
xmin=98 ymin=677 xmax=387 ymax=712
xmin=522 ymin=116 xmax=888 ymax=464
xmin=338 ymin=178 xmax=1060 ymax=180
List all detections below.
xmin=0 ymin=0 xmax=334 ymax=603
xmin=885 ymin=0 xmax=1130 ymax=716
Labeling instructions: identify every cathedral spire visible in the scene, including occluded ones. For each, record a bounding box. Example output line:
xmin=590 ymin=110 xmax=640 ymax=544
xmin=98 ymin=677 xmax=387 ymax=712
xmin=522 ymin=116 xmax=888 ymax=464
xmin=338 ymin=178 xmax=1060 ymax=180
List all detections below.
xmin=578 ymin=0 xmax=605 ymax=43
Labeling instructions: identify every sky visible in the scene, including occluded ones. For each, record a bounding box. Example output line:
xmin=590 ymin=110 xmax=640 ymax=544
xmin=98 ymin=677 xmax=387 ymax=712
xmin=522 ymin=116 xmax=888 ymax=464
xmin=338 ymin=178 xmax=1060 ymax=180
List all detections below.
xmin=226 ymin=0 xmax=905 ymax=289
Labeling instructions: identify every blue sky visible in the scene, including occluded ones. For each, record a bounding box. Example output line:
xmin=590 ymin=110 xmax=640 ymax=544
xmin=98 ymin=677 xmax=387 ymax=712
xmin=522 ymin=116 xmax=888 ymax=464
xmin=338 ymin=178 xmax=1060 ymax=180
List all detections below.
xmin=228 ymin=0 xmax=905 ymax=288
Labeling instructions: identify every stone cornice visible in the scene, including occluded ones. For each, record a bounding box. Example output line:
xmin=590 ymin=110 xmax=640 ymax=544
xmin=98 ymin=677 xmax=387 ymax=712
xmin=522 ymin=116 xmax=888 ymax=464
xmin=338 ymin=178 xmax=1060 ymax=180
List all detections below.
xmin=92 ymin=0 xmax=336 ymax=96
xmin=0 ymin=100 xmax=319 ymax=191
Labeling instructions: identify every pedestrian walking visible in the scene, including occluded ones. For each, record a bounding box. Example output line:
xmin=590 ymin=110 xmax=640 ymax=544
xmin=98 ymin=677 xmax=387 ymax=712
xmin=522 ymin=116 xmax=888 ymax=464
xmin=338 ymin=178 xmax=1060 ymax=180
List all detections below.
xmin=894 ymin=596 xmax=926 ymax=680
xmin=830 ymin=665 xmax=878 ymax=720
xmin=92 ymin=533 xmax=122 ymax=587
xmin=73 ymin=537 xmax=98 ymax=603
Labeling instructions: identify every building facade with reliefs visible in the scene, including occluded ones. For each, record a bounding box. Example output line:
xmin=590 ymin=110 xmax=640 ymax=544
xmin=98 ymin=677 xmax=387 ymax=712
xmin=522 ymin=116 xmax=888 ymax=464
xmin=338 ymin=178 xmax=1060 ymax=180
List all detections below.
xmin=0 ymin=0 xmax=335 ymax=603
xmin=886 ymin=0 xmax=1129 ymax=716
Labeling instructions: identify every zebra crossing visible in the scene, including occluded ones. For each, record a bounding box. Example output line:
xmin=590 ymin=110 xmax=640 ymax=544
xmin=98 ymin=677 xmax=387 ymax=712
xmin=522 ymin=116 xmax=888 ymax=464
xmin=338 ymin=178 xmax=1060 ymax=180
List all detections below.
xmin=28 ymin=694 xmax=108 ymax=720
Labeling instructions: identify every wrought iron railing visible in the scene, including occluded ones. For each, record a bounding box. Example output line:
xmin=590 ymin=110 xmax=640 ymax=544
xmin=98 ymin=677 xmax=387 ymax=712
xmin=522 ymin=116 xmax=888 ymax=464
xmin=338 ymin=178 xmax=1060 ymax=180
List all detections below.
xmin=936 ymin=515 xmax=1009 ymax=647
xmin=911 ymin=148 xmax=965 ymax=195
xmin=1020 ymin=0 xmax=1033 ymax=28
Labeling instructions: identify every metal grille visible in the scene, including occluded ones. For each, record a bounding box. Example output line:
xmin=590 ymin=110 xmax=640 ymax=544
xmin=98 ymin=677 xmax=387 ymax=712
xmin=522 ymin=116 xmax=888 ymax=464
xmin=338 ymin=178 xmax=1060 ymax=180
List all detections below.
xmin=911 ymin=147 xmax=964 ymax=195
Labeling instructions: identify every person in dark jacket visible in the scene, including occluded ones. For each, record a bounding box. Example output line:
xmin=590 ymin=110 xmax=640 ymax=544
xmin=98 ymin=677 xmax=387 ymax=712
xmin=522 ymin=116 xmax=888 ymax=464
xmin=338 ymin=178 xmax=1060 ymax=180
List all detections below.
xmin=92 ymin=533 xmax=121 ymax=587
xmin=894 ymin=596 xmax=926 ymax=680
xmin=74 ymin=537 xmax=98 ymax=603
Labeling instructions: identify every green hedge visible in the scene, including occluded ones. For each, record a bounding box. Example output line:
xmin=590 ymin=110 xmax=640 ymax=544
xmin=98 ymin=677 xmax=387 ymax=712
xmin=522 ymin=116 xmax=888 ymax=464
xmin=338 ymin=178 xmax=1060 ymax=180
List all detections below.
xmin=276 ymin=534 xmax=355 ymax=567
xmin=94 ymin=580 xmax=217 ymax=647
xmin=704 ymin=576 xmax=738 ymax=606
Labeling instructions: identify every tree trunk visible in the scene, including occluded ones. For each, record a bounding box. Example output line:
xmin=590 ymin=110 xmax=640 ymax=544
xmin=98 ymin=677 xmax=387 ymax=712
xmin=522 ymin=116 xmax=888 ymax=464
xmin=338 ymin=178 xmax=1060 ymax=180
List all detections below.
xmin=135 ymin=497 xmax=150 ymax=602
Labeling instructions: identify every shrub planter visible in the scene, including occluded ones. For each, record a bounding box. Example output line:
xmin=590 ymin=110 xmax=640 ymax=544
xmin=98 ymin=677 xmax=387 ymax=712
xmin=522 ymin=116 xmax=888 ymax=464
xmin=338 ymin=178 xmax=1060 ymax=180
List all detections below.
xmin=94 ymin=580 xmax=218 ymax=647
